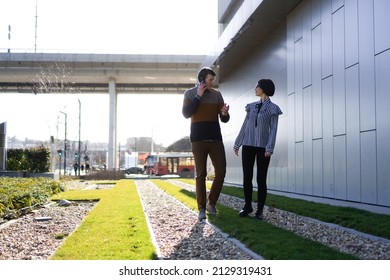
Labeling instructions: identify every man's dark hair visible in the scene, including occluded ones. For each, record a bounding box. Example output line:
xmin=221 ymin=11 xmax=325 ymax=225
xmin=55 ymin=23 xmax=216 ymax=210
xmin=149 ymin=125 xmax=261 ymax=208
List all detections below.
xmin=198 ymin=67 xmax=216 ymax=83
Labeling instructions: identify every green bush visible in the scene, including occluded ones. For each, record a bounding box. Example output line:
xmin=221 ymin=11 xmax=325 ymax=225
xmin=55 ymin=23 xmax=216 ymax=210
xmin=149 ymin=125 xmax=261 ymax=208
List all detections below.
xmin=6 ymin=147 xmax=51 ymax=173
xmin=83 ymin=170 xmax=125 ymax=180
xmin=24 ymin=147 xmax=51 ymax=172
xmin=0 ymin=177 xmax=63 ymax=219
xmin=6 ymin=148 xmax=26 ymax=171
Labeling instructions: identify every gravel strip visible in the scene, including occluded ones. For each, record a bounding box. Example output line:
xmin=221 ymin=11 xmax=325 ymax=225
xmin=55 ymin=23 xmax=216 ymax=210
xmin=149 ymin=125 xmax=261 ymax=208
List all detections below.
xmin=0 ymin=201 xmax=96 ymax=260
xmin=135 ymin=180 xmax=257 ymax=260
xmin=169 ymin=180 xmax=390 ymax=260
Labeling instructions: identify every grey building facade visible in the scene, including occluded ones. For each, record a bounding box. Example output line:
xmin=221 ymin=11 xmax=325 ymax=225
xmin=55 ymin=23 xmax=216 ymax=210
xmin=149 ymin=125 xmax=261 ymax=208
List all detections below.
xmin=206 ymin=0 xmax=390 ymax=211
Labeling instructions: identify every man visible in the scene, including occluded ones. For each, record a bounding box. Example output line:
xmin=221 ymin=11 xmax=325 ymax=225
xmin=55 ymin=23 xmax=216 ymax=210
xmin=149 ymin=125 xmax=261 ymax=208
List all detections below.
xmin=182 ymin=67 xmax=230 ymax=221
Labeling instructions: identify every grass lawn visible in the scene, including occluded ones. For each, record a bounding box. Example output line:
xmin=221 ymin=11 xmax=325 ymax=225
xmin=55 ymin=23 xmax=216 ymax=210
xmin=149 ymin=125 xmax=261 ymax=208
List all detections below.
xmin=50 ymin=180 xmax=157 ymax=260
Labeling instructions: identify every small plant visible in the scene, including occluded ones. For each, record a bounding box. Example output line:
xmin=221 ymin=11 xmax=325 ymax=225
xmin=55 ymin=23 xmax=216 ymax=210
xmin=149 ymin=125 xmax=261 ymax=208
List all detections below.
xmin=54 ymin=233 xmax=69 ymax=240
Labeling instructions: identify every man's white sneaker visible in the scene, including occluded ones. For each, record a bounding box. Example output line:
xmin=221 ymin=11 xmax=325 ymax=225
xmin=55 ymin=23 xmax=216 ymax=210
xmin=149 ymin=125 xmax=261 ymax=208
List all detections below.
xmin=206 ymin=204 xmax=217 ymax=215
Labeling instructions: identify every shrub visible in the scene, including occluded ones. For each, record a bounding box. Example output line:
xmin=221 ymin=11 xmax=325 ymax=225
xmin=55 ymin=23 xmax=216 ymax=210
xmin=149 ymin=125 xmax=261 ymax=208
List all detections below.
xmin=83 ymin=170 xmax=125 ymax=180
xmin=6 ymin=147 xmax=51 ymax=173
xmin=6 ymin=148 xmax=26 ymax=171
xmin=0 ymin=177 xmax=63 ymax=219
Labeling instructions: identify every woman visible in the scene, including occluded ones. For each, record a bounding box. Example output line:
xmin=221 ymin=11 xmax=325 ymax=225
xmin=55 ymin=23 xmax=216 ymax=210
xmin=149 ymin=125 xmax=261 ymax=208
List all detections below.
xmin=233 ymin=79 xmax=282 ymax=220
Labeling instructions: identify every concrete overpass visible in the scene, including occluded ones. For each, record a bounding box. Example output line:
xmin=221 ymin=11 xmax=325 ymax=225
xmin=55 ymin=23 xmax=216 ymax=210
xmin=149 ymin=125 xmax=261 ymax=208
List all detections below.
xmin=0 ymin=52 xmax=205 ymax=169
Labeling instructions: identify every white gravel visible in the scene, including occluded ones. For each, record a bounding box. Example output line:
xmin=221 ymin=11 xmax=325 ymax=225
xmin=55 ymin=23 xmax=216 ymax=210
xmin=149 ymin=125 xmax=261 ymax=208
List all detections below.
xmin=0 ymin=201 xmax=96 ymax=260
xmin=135 ymin=179 xmax=259 ymax=260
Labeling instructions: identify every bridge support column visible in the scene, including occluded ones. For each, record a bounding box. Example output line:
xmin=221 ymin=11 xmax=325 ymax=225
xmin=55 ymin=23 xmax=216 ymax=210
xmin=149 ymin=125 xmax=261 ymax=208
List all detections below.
xmin=107 ymin=78 xmax=117 ymax=170
xmin=0 ymin=122 xmax=6 ymax=171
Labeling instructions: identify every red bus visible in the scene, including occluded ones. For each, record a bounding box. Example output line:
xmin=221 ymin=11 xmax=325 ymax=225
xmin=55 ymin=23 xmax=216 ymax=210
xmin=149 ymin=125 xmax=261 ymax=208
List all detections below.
xmin=146 ymin=153 xmax=194 ymax=177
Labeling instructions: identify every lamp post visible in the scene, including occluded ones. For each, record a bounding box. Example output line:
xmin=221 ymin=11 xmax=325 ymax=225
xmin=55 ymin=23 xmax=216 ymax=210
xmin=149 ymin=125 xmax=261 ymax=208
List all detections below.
xmin=59 ymin=111 xmax=67 ymax=176
xmin=78 ymin=99 xmax=81 ymax=177
xmin=57 ymin=149 xmax=62 ymax=177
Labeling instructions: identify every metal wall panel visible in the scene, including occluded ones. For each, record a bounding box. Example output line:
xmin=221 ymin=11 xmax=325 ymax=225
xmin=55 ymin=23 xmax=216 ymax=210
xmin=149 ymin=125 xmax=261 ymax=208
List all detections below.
xmin=294 ymin=3 xmax=304 ymax=42
xmin=312 ymin=0 xmax=322 ymax=28
xmin=274 ymin=115 xmax=289 ymax=191
xmin=287 ymin=15 xmax=296 ymax=95
xmin=295 ymin=142 xmax=304 ymax=193
xmin=334 ymin=135 xmax=347 ymax=199
xmin=321 ymin=0 xmax=333 ymax=78
xmin=360 ymin=131 xmax=377 ymax=204
xmin=375 ymin=50 xmax=390 ymax=206
xmin=288 ymin=93 xmax=296 ymax=192
xmin=313 ymin=138 xmax=323 ymax=196
xmin=295 ymin=39 xmax=304 ymax=142
xmin=332 ymin=0 xmax=344 ymax=12
xmin=345 ymin=64 xmax=361 ymax=202
xmin=322 ymin=76 xmax=335 ymax=198
xmin=358 ymin=0 xmax=376 ymax=131
xmin=345 ymin=0 xmax=359 ymax=67
xmin=271 ymin=167 xmax=283 ymax=191
xmin=312 ymin=25 xmax=323 ymax=139
xmin=332 ymin=7 xmax=346 ymax=136
xmin=281 ymin=166 xmax=289 ymax=190
xmin=302 ymin=0 xmax=312 ymax=88
xmin=303 ymin=86 xmax=313 ymax=195
xmin=374 ymin=0 xmax=390 ymax=55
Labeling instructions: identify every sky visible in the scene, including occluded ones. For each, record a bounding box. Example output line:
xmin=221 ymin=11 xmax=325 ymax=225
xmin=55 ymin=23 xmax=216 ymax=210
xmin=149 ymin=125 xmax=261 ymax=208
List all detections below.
xmin=0 ymin=0 xmax=218 ymax=147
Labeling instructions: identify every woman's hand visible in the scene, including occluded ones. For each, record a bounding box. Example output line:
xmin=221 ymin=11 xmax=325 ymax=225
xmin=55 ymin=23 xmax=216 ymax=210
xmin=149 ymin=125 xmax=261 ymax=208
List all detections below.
xmin=265 ymin=151 xmax=272 ymax=157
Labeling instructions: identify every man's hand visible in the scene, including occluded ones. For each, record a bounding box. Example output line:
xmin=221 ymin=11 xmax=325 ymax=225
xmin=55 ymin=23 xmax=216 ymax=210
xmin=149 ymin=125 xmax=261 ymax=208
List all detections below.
xmin=197 ymin=83 xmax=207 ymax=97
xmin=221 ymin=103 xmax=230 ymax=116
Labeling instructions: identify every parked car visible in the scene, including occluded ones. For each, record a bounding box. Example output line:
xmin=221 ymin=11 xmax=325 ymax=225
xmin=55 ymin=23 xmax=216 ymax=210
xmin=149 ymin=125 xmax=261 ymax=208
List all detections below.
xmin=125 ymin=167 xmax=144 ymax=174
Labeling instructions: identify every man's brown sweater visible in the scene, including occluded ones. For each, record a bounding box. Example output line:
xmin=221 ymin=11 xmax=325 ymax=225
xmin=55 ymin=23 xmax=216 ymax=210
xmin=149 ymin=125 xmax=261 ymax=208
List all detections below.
xmin=182 ymin=86 xmax=229 ymax=142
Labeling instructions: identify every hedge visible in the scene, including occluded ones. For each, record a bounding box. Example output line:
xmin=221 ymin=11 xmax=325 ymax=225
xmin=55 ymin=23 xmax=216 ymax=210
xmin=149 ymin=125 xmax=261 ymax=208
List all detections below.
xmin=6 ymin=147 xmax=51 ymax=173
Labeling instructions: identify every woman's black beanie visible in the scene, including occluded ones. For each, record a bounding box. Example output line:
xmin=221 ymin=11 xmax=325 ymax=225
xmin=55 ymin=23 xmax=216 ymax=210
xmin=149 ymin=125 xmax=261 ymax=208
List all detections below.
xmin=258 ymin=79 xmax=275 ymax=96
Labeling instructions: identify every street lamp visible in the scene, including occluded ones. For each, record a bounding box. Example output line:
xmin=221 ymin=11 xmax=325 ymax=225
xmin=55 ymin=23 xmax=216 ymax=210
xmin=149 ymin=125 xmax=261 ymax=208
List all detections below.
xmin=57 ymin=149 xmax=62 ymax=176
xmin=59 ymin=111 xmax=67 ymax=176
xmin=78 ymin=99 xmax=81 ymax=177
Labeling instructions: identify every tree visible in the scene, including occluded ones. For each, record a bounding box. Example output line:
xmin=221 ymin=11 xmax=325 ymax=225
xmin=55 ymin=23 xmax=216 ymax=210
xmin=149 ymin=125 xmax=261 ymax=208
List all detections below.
xmin=32 ymin=61 xmax=77 ymax=94
xmin=165 ymin=136 xmax=191 ymax=152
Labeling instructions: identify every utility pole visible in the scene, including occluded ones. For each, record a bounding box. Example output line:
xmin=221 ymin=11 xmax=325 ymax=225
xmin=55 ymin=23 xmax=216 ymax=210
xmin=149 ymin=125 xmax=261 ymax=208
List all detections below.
xmin=78 ymin=99 xmax=81 ymax=177
xmin=60 ymin=111 xmax=67 ymax=176
xmin=34 ymin=0 xmax=38 ymax=53
xmin=7 ymin=25 xmax=11 ymax=53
